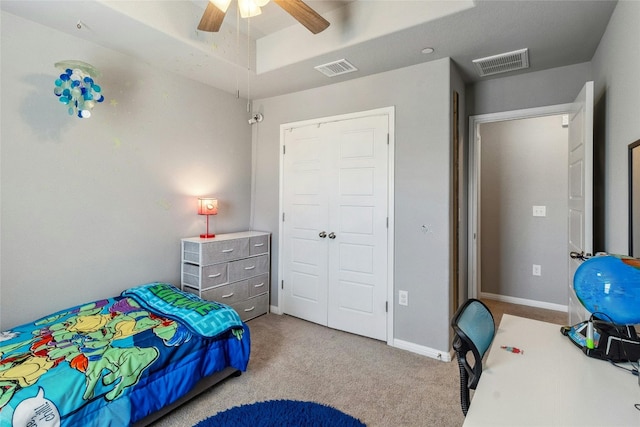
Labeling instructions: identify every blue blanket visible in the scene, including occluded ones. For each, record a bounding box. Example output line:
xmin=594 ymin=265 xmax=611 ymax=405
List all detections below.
xmin=122 ymin=283 xmax=244 ymax=338
xmin=0 ymin=285 xmax=250 ymax=426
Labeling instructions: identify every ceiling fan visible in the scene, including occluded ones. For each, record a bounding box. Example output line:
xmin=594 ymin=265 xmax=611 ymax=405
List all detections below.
xmin=198 ymin=0 xmax=330 ymax=34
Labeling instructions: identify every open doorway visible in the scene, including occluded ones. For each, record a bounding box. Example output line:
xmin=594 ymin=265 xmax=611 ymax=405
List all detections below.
xmin=469 ymin=104 xmax=573 ymax=311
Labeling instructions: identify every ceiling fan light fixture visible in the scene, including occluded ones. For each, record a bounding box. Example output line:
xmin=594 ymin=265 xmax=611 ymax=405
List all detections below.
xmin=209 ymin=0 xmax=232 ymax=13
xmin=197 ymin=0 xmax=327 ymax=34
xmin=238 ymin=0 xmax=262 ymax=18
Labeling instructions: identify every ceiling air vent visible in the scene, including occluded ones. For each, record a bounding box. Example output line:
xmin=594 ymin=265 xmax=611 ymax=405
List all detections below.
xmin=472 ymin=48 xmax=529 ymax=77
xmin=314 ymin=59 xmax=358 ymax=77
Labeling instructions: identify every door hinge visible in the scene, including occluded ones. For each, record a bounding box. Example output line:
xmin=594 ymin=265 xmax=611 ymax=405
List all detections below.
xmin=387 ymin=133 xmax=389 ymax=145
xmin=281 ymin=280 xmax=284 ymax=289
xmin=385 ymin=301 xmax=388 ymax=312
xmin=386 ymin=217 xmax=389 ymax=228
xmin=283 ymin=145 xmax=286 ymax=155
xmin=282 ymin=212 xmax=285 ymax=222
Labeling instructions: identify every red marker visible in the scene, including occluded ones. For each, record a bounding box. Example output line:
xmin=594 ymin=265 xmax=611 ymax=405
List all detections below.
xmin=501 ymin=345 xmax=524 ymax=354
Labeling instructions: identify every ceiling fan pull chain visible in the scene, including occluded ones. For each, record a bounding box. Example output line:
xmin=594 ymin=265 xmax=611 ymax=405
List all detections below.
xmin=246 ymin=15 xmax=251 ymax=111
xmin=236 ymin=5 xmax=240 ymax=99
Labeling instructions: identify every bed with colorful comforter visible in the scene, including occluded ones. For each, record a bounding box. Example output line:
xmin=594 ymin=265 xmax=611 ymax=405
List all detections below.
xmin=0 ymin=282 xmax=251 ymax=427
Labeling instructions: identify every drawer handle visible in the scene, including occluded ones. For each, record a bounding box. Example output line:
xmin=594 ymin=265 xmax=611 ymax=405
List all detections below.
xmin=254 ymin=243 xmax=264 ymax=247
xmin=221 ymin=293 xmax=234 ymax=298
xmin=253 ymin=282 xmax=265 ymax=288
xmin=244 ymin=265 xmax=256 ymax=270
xmin=221 ymin=248 xmax=234 ymax=253
xmin=208 ymin=273 xmax=222 ymax=278
xmin=244 ymin=306 xmax=255 ymax=312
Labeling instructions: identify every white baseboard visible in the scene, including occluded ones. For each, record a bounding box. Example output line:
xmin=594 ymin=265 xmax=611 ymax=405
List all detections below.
xmin=480 ymin=292 xmax=568 ymax=313
xmin=268 ymin=307 xmax=452 ymax=362
xmin=269 ymin=305 xmax=283 ymax=315
xmin=392 ymin=339 xmax=453 ymax=362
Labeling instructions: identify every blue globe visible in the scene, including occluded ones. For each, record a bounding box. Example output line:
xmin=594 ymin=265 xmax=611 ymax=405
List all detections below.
xmin=574 ymin=255 xmax=640 ymax=324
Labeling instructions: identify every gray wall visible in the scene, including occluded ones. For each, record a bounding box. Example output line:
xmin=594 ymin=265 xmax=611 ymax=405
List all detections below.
xmin=591 ymin=0 xmax=640 ymax=255
xmin=468 ymin=62 xmax=592 ymax=117
xmin=252 ymin=59 xmax=456 ymax=352
xmin=466 ymin=0 xmax=640 ymax=306
xmin=468 ymin=0 xmax=640 ymax=260
xmin=480 ymin=116 xmax=568 ymax=305
xmin=1 ymin=12 xmax=252 ymax=329
xmin=3 ymin=0 xmax=637 ymax=356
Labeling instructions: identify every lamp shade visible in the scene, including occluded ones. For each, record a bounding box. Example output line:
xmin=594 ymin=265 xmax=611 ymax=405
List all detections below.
xmin=198 ymin=198 xmax=218 ymax=215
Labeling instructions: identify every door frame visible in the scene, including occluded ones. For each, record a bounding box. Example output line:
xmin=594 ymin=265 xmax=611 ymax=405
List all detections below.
xmin=468 ymin=103 xmax=571 ymax=307
xmin=277 ymin=106 xmax=396 ymax=345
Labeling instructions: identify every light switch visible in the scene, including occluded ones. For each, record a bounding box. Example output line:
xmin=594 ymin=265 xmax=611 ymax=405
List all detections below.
xmin=533 ymin=206 xmax=546 ymax=217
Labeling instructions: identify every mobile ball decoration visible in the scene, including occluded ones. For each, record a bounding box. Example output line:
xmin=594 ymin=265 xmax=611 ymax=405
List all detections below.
xmin=53 ymin=60 xmax=104 ymax=118
xmin=573 ymin=254 xmax=640 ymax=325
xmin=565 ymin=254 xmax=640 ymax=363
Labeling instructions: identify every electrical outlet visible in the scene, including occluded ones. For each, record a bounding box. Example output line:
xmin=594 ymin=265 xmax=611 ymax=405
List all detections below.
xmin=399 ymin=290 xmax=408 ymax=306
xmin=533 ymin=264 xmax=542 ymax=276
xmin=532 ymin=206 xmax=547 ymax=217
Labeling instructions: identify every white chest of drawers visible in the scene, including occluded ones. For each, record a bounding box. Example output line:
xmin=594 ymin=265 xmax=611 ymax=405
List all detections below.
xmin=181 ymin=231 xmax=270 ymax=321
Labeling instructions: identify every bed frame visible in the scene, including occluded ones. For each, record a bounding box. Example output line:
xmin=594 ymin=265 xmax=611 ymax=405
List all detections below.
xmin=133 ymin=367 xmax=242 ymax=426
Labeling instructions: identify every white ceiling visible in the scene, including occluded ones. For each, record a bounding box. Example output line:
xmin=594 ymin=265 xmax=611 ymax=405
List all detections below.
xmin=1 ymin=0 xmax=617 ymax=100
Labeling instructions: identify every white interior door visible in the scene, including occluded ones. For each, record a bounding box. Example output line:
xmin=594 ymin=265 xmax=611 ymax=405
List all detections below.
xmin=282 ymin=112 xmax=390 ymax=341
xmin=281 ymin=125 xmax=330 ymax=325
xmin=326 ymin=115 xmax=389 ymax=341
xmin=567 ymin=81 xmax=594 ymax=325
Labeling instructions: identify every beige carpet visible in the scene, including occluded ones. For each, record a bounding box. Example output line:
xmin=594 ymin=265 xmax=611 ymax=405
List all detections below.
xmin=151 ymin=301 xmax=566 ymax=427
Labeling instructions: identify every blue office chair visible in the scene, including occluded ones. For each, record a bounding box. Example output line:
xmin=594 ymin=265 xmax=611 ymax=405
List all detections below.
xmin=451 ymin=298 xmax=496 ymax=416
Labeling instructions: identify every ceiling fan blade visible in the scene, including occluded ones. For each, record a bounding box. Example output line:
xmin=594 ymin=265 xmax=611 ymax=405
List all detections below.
xmin=198 ymin=2 xmax=226 ymax=32
xmin=273 ymin=0 xmax=330 ymax=34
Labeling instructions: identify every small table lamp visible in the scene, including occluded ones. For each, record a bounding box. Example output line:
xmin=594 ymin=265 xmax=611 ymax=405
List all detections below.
xmin=198 ymin=197 xmax=218 ymax=238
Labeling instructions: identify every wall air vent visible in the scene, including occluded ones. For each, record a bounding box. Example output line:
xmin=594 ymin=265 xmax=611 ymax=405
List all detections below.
xmin=314 ymin=59 xmax=358 ymax=77
xmin=472 ymin=48 xmax=529 ymax=77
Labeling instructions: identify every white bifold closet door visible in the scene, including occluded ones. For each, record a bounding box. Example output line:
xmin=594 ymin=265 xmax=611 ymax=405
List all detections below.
xmin=282 ymin=113 xmax=389 ymax=341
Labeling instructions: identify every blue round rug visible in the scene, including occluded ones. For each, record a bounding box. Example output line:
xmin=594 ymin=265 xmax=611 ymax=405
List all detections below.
xmin=194 ymin=399 xmax=366 ymax=427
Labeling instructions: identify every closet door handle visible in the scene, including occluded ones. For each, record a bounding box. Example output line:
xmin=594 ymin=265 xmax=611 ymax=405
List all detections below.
xmin=328 ymin=232 xmax=336 ymax=239
xmin=319 ymin=231 xmax=327 ymax=238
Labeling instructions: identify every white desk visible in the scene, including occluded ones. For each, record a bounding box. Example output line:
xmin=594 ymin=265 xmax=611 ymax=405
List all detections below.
xmin=463 ymin=314 xmax=640 ymax=426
